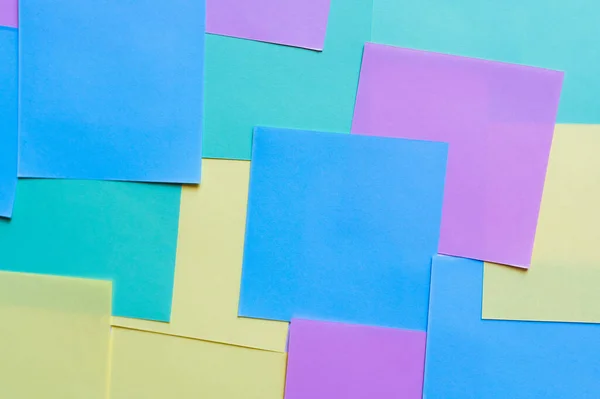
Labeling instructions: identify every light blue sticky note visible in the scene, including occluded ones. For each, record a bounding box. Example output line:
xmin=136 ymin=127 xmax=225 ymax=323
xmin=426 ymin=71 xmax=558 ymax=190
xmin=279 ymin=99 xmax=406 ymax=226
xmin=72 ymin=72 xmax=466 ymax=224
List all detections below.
xmin=372 ymin=0 xmax=599 ymax=123
xmin=0 ymin=180 xmax=181 ymax=321
xmin=203 ymin=0 xmax=372 ymax=160
xmin=18 ymin=0 xmax=204 ymax=183
xmin=239 ymin=127 xmax=448 ymax=331
xmin=425 ymin=255 xmax=600 ymax=398
xmin=0 ymin=27 xmax=17 ymax=218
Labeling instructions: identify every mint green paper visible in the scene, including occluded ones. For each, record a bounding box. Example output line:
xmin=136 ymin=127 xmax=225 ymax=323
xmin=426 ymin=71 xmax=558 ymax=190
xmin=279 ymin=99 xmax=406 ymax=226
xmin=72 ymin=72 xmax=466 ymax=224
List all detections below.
xmin=203 ymin=0 xmax=373 ymax=160
xmin=372 ymin=0 xmax=598 ymax=123
xmin=0 ymin=180 xmax=180 ymax=321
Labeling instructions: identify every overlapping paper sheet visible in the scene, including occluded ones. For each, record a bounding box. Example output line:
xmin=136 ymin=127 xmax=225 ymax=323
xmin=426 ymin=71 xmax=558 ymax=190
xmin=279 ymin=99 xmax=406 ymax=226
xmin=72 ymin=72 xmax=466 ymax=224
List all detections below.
xmin=18 ymin=0 xmax=205 ymax=183
xmin=108 ymin=327 xmax=286 ymax=399
xmin=0 ymin=0 xmax=17 ymax=28
xmin=425 ymin=255 xmax=600 ymax=398
xmin=371 ymin=0 xmax=600 ymax=123
xmin=483 ymin=125 xmax=600 ymax=323
xmin=203 ymin=0 xmax=373 ymax=159
xmin=0 ymin=26 xmax=17 ymax=218
xmin=285 ymin=319 xmax=426 ymax=399
xmin=0 ymin=180 xmax=179 ymax=321
xmin=206 ymin=0 xmax=331 ymax=50
xmin=113 ymin=159 xmax=288 ymax=352
xmin=0 ymin=271 xmax=111 ymax=399
xmin=239 ymin=127 xmax=447 ymax=331
xmin=352 ymin=42 xmax=563 ymax=268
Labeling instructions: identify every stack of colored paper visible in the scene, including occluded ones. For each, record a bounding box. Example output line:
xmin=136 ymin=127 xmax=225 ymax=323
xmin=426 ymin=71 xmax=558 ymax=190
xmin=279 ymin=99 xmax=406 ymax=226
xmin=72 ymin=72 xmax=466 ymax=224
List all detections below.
xmin=1 ymin=0 xmax=600 ymax=398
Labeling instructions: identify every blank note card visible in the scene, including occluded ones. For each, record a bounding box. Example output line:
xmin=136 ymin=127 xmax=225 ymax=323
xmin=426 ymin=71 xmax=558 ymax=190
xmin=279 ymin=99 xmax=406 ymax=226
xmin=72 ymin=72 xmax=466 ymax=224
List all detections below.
xmin=207 ymin=0 xmax=331 ymax=50
xmin=239 ymin=127 xmax=447 ymax=331
xmin=0 ymin=0 xmax=17 ymax=28
xmin=285 ymin=319 xmax=426 ymax=399
xmin=18 ymin=0 xmax=205 ymax=183
xmin=0 ymin=272 xmax=111 ymax=399
xmin=109 ymin=327 xmax=286 ymax=399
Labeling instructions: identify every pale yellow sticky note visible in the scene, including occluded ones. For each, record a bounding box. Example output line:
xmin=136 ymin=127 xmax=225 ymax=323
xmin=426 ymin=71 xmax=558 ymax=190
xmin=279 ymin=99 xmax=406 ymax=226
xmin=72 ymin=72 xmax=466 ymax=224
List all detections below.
xmin=483 ymin=125 xmax=600 ymax=323
xmin=108 ymin=327 xmax=286 ymax=399
xmin=0 ymin=271 xmax=111 ymax=398
xmin=112 ymin=159 xmax=288 ymax=352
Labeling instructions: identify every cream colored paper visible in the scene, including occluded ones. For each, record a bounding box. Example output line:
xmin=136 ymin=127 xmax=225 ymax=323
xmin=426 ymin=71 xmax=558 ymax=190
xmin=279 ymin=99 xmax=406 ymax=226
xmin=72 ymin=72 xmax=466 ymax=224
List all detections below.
xmin=0 ymin=271 xmax=111 ymax=398
xmin=108 ymin=327 xmax=286 ymax=399
xmin=112 ymin=159 xmax=288 ymax=352
xmin=483 ymin=125 xmax=600 ymax=323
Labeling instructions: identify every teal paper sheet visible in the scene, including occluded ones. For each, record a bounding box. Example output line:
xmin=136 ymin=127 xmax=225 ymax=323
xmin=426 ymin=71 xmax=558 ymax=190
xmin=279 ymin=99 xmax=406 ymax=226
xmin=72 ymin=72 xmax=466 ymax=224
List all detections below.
xmin=203 ymin=0 xmax=373 ymax=160
xmin=0 ymin=180 xmax=180 ymax=321
xmin=372 ymin=0 xmax=599 ymax=123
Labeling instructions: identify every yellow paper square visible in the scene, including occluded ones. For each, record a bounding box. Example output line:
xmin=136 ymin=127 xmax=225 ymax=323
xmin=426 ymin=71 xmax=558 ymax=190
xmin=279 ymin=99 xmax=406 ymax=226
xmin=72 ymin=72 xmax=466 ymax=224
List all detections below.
xmin=0 ymin=271 xmax=111 ymax=398
xmin=112 ymin=159 xmax=288 ymax=352
xmin=108 ymin=327 xmax=286 ymax=399
xmin=483 ymin=125 xmax=600 ymax=322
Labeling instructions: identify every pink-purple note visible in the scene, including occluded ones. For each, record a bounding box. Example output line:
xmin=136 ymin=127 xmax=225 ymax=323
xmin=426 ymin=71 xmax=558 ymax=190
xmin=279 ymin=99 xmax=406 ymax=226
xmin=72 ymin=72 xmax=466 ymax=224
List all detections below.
xmin=0 ymin=0 xmax=17 ymax=28
xmin=206 ymin=0 xmax=331 ymax=50
xmin=352 ymin=43 xmax=564 ymax=268
xmin=285 ymin=319 xmax=426 ymax=399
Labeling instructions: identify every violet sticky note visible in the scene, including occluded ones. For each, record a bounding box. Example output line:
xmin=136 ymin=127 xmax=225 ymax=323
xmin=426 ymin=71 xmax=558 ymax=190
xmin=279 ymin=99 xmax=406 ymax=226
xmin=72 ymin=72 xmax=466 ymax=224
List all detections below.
xmin=0 ymin=26 xmax=17 ymax=218
xmin=0 ymin=0 xmax=17 ymax=28
xmin=239 ymin=127 xmax=448 ymax=331
xmin=18 ymin=0 xmax=204 ymax=184
xmin=352 ymin=43 xmax=564 ymax=268
xmin=206 ymin=0 xmax=331 ymax=51
xmin=285 ymin=319 xmax=426 ymax=399
xmin=425 ymin=255 xmax=600 ymax=398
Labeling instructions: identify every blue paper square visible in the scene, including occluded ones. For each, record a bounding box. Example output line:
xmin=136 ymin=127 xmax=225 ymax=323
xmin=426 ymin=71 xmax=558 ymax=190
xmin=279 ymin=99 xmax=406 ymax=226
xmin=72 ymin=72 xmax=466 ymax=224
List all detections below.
xmin=239 ymin=127 xmax=448 ymax=331
xmin=0 ymin=27 xmax=17 ymax=218
xmin=18 ymin=0 xmax=205 ymax=183
xmin=426 ymin=255 xmax=600 ymax=398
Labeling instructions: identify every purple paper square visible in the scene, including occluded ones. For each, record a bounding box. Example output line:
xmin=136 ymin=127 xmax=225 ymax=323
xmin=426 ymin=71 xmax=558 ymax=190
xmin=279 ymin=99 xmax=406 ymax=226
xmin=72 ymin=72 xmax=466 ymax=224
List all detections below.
xmin=285 ymin=319 xmax=426 ymax=399
xmin=352 ymin=43 xmax=564 ymax=268
xmin=206 ymin=0 xmax=331 ymax=50
xmin=0 ymin=0 xmax=17 ymax=28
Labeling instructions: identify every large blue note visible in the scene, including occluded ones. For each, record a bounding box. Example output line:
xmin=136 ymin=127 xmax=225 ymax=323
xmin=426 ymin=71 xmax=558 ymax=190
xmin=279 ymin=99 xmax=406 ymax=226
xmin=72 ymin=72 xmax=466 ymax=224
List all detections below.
xmin=426 ymin=255 xmax=600 ymax=398
xmin=239 ymin=127 xmax=448 ymax=331
xmin=18 ymin=0 xmax=205 ymax=183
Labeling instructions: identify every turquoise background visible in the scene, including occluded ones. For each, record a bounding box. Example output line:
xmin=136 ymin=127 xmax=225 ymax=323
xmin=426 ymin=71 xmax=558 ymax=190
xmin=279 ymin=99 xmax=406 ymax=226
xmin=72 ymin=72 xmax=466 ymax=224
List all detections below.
xmin=371 ymin=0 xmax=599 ymax=123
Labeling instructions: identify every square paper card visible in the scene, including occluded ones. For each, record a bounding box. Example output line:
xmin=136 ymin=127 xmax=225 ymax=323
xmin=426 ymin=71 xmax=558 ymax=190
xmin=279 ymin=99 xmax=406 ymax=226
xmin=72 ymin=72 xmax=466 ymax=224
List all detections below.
xmin=239 ymin=127 xmax=448 ymax=331
xmin=352 ymin=43 xmax=564 ymax=268
xmin=285 ymin=319 xmax=426 ymax=399
xmin=18 ymin=0 xmax=205 ymax=183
